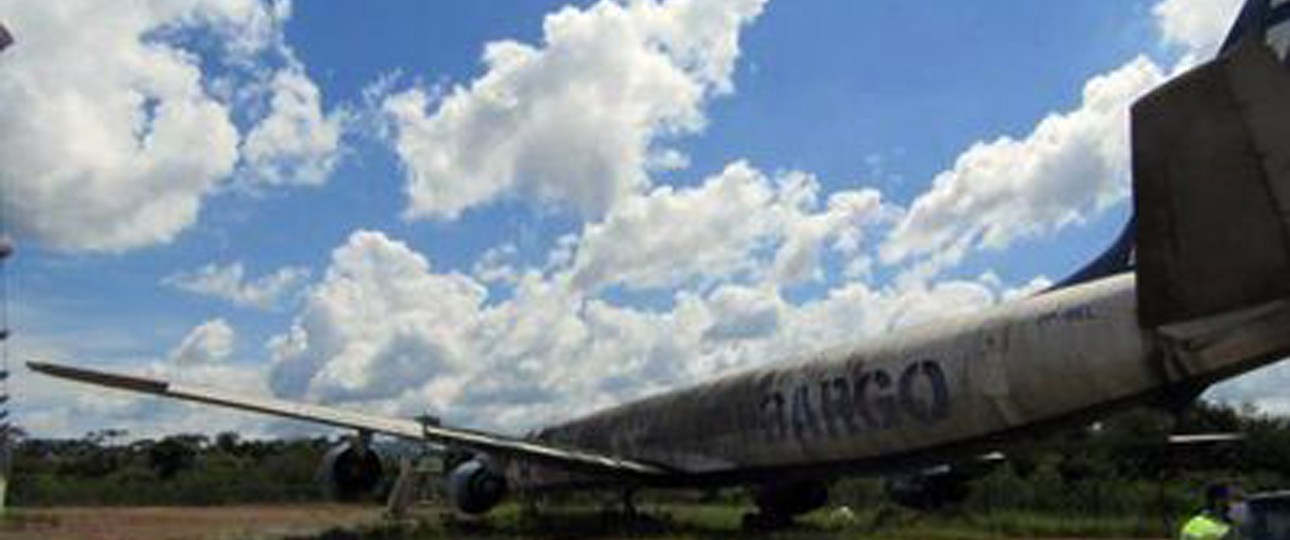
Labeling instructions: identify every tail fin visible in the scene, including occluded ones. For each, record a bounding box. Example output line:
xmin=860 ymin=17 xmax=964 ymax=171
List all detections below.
xmin=1051 ymin=0 xmax=1288 ymax=293
xmin=1220 ymin=0 xmax=1290 ymax=57
xmin=1134 ymin=0 xmax=1290 ymax=326
xmin=1048 ymin=216 xmax=1135 ymax=291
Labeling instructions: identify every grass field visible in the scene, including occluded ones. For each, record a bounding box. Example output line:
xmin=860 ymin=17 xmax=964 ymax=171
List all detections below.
xmin=0 ymin=503 xmax=1175 ymax=540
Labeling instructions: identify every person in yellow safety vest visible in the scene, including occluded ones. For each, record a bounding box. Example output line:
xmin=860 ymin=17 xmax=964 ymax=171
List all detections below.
xmin=1180 ymin=484 xmax=1241 ymax=540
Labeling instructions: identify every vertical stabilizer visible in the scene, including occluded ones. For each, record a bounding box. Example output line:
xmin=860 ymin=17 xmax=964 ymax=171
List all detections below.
xmin=1133 ymin=0 xmax=1290 ymax=326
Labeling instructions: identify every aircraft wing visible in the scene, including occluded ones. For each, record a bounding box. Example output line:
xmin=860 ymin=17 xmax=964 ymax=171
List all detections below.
xmin=27 ymin=360 xmax=677 ymax=479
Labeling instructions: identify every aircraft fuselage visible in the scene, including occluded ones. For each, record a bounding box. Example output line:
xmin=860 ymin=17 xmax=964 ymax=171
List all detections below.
xmin=525 ymin=273 xmax=1290 ymax=489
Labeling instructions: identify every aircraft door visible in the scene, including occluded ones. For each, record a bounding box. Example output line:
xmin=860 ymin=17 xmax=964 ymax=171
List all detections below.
xmin=973 ymin=323 xmax=1021 ymax=426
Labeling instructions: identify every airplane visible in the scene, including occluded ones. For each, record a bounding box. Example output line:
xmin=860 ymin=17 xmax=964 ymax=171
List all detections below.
xmin=25 ymin=0 xmax=1290 ymax=528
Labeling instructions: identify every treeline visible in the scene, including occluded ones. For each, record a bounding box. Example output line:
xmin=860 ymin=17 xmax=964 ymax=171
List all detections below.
xmin=8 ymin=431 xmax=332 ymax=506
xmin=8 ymin=401 xmax=1290 ymax=513
xmin=830 ymin=401 xmax=1290 ymax=521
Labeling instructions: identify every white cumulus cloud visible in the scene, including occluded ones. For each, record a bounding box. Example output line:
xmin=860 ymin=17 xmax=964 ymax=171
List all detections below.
xmin=568 ymin=161 xmax=891 ymax=292
xmin=241 ymin=64 xmax=347 ymax=186
xmin=878 ymin=0 xmax=1252 ymax=279
xmin=0 ymin=0 xmax=242 ymax=252
xmin=1154 ymin=0 xmax=1245 ymax=58
xmin=382 ymin=0 xmax=767 ymax=221
xmin=30 ymin=0 xmax=1278 ymax=439
xmin=880 ymin=56 xmax=1165 ymax=269
xmin=268 ymin=231 xmax=488 ymax=403
xmin=165 ymin=261 xmax=311 ymax=310
xmin=700 ymin=284 xmax=783 ymax=341
xmin=0 ymin=0 xmax=345 ymax=252
xmin=263 ymin=229 xmax=1017 ymax=433
xmin=170 ymin=318 xmax=237 ymax=365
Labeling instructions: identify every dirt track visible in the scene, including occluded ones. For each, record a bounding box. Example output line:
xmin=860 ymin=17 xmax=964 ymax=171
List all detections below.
xmin=0 ymin=505 xmax=382 ymax=540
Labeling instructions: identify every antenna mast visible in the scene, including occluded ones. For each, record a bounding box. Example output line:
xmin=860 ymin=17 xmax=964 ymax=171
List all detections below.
xmin=0 ymin=21 xmax=15 ymax=514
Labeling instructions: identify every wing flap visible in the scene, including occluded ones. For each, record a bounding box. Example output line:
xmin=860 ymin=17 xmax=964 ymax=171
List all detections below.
xmin=28 ymin=360 xmax=675 ymax=479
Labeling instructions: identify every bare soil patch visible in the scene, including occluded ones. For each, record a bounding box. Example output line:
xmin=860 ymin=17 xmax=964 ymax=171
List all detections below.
xmin=0 ymin=505 xmax=381 ymax=540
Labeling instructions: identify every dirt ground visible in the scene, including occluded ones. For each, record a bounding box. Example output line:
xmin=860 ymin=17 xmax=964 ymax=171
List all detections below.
xmin=0 ymin=505 xmax=384 ymax=540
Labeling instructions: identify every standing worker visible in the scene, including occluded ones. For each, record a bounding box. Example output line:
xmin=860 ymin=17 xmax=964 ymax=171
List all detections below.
xmin=1180 ymin=484 xmax=1241 ymax=540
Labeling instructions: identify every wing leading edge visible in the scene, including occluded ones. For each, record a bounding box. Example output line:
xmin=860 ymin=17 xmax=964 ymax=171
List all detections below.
xmin=26 ymin=360 xmax=677 ymax=480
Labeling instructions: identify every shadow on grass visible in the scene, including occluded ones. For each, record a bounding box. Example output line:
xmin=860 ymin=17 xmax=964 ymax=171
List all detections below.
xmin=284 ymin=504 xmax=850 ymax=540
xmin=283 ymin=503 xmax=1166 ymax=540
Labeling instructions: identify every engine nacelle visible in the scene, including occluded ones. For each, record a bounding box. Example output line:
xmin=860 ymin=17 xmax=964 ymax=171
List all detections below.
xmin=446 ymin=458 xmax=508 ymax=515
xmin=318 ymin=440 xmax=385 ymax=501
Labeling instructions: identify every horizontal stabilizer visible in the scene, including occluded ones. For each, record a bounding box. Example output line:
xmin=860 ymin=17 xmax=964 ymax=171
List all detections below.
xmin=27 ymin=360 xmax=676 ymax=479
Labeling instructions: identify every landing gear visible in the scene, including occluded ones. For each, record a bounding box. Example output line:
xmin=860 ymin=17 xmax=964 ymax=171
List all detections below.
xmin=384 ymin=456 xmax=419 ymax=519
xmin=621 ymin=487 xmax=638 ymax=517
xmin=741 ymin=480 xmax=829 ymax=531
xmin=593 ymin=487 xmax=662 ymax=533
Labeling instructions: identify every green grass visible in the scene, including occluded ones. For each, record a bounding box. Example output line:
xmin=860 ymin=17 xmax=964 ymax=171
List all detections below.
xmin=860 ymin=511 xmax=1165 ymax=540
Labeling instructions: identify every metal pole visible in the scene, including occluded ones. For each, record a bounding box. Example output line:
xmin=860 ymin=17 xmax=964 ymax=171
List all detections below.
xmin=0 ymin=21 xmax=14 ymax=516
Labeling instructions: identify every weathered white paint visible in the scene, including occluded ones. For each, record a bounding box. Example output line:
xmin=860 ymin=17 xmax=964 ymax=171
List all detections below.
xmin=531 ymin=273 xmax=1290 ymax=487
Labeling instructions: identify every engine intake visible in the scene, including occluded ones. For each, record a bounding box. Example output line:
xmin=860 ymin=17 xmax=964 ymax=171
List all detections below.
xmin=318 ymin=440 xmax=384 ymax=501
xmin=447 ymin=458 xmax=508 ymax=515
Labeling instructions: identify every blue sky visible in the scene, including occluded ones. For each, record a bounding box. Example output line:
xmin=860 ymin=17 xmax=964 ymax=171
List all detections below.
xmin=1 ymin=0 xmax=1276 ymax=438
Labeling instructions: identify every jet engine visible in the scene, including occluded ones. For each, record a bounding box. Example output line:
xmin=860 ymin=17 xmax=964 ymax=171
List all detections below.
xmin=318 ymin=438 xmax=385 ymax=501
xmin=446 ymin=458 xmax=508 ymax=515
